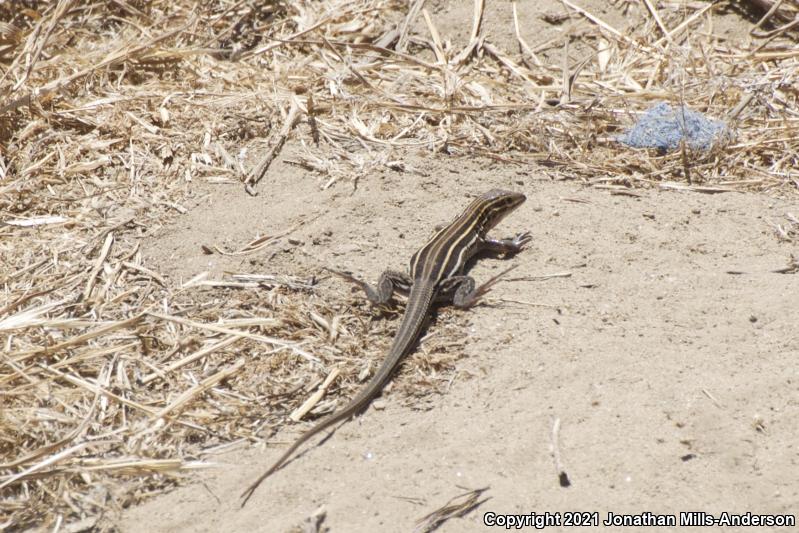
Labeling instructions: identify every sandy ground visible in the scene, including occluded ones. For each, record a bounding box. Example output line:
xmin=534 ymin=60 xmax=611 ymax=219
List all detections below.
xmin=117 ymin=2 xmax=799 ymax=532
xmin=121 ymin=149 xmax=799 ymax=532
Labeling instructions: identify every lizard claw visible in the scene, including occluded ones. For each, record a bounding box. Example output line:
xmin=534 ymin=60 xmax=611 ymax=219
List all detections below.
xmin=513 ymin=231 xmax=533 ymax=249
xmin=325 ymin=267 xmax=362 ymax=283
xmin=467 ymin=264 xmax=519 ymax=306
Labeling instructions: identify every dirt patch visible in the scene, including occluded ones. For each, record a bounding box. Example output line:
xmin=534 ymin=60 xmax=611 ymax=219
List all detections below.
xmin=121 ymin=150 xmax=799 ymax=532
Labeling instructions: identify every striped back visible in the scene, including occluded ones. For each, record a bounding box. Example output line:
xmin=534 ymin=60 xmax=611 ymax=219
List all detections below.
xmin=409 ymin=189 xmax=526 ymax=284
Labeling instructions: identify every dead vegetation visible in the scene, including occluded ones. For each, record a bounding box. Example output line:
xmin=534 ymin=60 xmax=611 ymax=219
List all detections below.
xmin=1 ymin=0 xmax=798 ymax=529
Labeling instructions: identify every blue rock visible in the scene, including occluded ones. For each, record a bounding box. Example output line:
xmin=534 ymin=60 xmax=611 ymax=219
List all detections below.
xmin=618 ymin=102 xmax=729 ymax=152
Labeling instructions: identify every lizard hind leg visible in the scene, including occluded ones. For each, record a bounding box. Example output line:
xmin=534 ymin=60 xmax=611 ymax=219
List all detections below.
xmin=441 ymin=264 xmax=519 ymax=308
xmin=328 ymin=268 xmax=412 ymax=305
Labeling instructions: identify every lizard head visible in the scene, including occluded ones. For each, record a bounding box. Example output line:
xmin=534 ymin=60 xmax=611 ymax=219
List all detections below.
xmin=474 ymin=189 xmax=526 ymax=231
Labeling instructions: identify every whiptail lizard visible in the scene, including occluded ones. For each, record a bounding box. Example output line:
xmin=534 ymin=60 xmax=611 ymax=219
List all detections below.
xmin=241 ymin=189 xmax=530 ymax=506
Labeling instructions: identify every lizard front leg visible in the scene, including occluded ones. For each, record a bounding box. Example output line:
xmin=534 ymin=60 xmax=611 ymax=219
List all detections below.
xmin=437 ymin=232 xmax=529 ymax=306
xmin=482 ymin=231 xmax=532 ymax=256
xmin=328 ymin=269 xmax=412 ymax=305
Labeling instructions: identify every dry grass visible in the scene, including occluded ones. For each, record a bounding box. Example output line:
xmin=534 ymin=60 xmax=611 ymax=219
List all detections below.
xmin=1 ymin=0 xmax=798 ymax=529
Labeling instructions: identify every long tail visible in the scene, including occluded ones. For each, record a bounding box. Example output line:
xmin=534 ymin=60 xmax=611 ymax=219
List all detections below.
xmin=240 ymin=282 xmax=435 ymax=507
